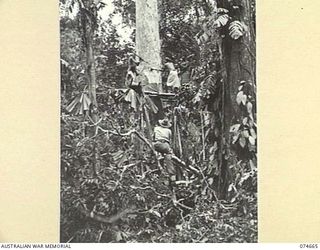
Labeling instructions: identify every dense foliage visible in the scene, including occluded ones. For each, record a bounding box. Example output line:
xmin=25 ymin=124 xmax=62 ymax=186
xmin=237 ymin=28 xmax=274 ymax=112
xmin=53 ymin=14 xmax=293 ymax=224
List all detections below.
xmin=60 ymin=0 xmax=257 ymax=243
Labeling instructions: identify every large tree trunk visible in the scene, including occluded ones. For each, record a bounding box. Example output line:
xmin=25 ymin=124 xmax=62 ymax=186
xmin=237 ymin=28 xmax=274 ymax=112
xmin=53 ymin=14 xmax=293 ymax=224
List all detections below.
xmin=136 ymin=0 xmax=162 ymax=92
xmin=218 ymin=0 xmax=256 ymax=198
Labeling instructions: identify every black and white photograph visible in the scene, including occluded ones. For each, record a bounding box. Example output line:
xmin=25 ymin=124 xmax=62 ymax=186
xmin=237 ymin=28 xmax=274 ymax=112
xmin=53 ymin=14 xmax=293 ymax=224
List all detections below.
xmin=60 ymin=0 xmax=257 ymax=243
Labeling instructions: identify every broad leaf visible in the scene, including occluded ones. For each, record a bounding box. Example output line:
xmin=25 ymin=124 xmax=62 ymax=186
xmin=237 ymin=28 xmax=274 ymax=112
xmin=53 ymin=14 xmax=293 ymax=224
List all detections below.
xmin=250 ymin=128 xmax=257 ymax=139
xmin=239 ymin=137 xmax=246 ymax=148
xmin=115 ymin=232 xmax=123 ymax=242
xmin=230 ymin=124 xmax=241 ymax=133
xmin=150 ymin=209 xmax=161 ymax=218
xmin=241 ymin=94 xmax=247 ymax=105
xmin=247 ymin=102 xmax=253 ymax=114
xmin=242 ymin=130 xmax=249 ymax=138
xmin=249 ymin=159 xmax=256 ymax=169
xmin=236 ymin=91 xmax=244 ymax=105
xmin=232 ymin=132 xmax=240 ymax=144
xmin=242 ymin=117 xmax=248 ymax=125
xmin=249 ymin=136 xmax=255 ymax=145
xmin=209 ymin=154 xmax=214 ymax=163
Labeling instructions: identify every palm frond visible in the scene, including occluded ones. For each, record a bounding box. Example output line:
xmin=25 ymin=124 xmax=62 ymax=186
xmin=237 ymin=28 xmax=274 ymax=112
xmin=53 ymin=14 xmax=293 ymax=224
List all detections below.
xmin=229 ymin=21 xmax=248 ymax=40
xmin=213 ymin=14 xmax=230 ymax=28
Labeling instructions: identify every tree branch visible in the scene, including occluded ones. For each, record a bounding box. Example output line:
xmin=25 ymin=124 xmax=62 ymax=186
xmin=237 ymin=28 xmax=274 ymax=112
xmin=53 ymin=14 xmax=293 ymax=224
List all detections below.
xmin=79 ymin=205 xmax=135 ymax=224
xmin=130 ymin=185 xmax=171 ymax=198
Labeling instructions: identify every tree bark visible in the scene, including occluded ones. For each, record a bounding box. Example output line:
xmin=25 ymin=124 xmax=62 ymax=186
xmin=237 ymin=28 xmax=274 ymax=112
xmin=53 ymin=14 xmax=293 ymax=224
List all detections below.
xmin=83 ymin=0 xmax=99 ymax=176
xmin=84 ymin=0 xmax=97 ymax=107
xmin=136 ymin=0 xmax=162 ymax=91
xmin=218 ymin=0 xmax=256 ymax=198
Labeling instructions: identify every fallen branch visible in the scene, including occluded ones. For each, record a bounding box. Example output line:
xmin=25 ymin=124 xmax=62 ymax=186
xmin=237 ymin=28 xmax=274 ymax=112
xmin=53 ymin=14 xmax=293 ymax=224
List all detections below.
xmin=80 ymin=205 xmax=135 ymax=224
xmin=119 ymin=162 xmax=139 ymax=181
xmin=198 ymin=165 xmax=219 ymax=201
xmin=173 ymin=200 xmax=193 ymax=211
xmin=172 ymin=155 xmax=200 ymax=174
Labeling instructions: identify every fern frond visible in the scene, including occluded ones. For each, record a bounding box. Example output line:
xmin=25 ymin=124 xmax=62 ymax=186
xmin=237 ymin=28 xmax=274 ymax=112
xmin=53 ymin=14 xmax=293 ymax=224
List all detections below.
xmin=229 ymin=21 xmax=248 ymax=40
xmin=213 ymin=14 xmax=230 ymax=28
xmin=60 ymin=0 xmax=78 ymax=17
xmin=197 ymin=32 xmax=210 ymax=44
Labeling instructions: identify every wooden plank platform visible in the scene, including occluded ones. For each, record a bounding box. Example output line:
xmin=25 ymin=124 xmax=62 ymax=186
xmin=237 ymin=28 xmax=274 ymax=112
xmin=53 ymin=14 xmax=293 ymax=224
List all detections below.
xmin=97 ymin=88 xmax=177 ymax=100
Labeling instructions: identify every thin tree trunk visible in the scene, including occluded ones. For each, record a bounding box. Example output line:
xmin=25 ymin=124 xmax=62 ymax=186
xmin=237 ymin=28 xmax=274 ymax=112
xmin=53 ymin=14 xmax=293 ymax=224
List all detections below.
xmin=84 ymin=0 xmax=99 ymax=176
xmin=84 ymin=0 xmax=97 ymax=107
xmin=87 ymin=42 xmax=97 ymax=107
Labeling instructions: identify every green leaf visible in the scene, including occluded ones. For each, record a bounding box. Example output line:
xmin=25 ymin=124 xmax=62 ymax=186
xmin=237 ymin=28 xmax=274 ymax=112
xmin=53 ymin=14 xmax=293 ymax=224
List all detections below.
xmin=200 ymin=237 xmax=209 ymax=243
xmin=236 ymin=91 xmax=244 ymax=105
xmin=242 ymin=130 xmax=249 ymax=138
xmin=209 ymin=154 xmax=215 ymax=161
xmin=250 ymin=128 xmax=257 ymax=139
xmin=150 ymin=209 xmax=161 ymax=218
xmin=242 ymin=117 xmax=248 ymax=125
xmin=249 ymin=159 xmax=256 ymax=169
xmin=209 ymin=141 xmax=218 ymax=153
xmin=249 ymin=136 xmax=255 ymax=145
xmin=230 ymin=124 xmax=241 ymax=133
xmin=247 ymin=101 xmax=253 ymax=114
xmin=115 ymin=232 xmax=123 ymax=242
xmin=248 ymin=143 xmax=256 ymax=152
xmin=239 ymin=137 xmax=246 ymax=148
xmin=241 ymin=94 xmax=247 ymax=105
xmin=232 ymin=132 xmax=240 ymax=144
